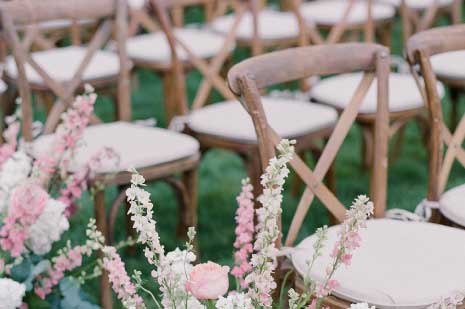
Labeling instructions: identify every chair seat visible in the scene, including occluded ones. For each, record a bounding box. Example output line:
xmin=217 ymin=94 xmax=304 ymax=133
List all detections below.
xmin=291 ymin=219 xmax=465 ymax=307
xmin=0 ymin=79 xmax=7 ymax=94
xmin=5 ymin=46 xmax=120 ymax=86
xmin=187 ymin=98 xmax=337 ymax=143
xmin=310 ymin=72 xmax=445 ymax=114
xmin=210 ymin=9 xmax=300 ymax=41
xmin=32 ymin=122 xmax=199 ymax=174
xmin=431 ymin=50 xmax=465 ymax=81
xmin=37 ymin=19 xmax=94 ymax=31
xmin=128 ymin=0 xmax=145 ymax=9
xmin=440 ymin=184 xmax=465 ymax=227
xmin=300 ymin=0 xmax=395 ymax=26
xmin=127 ymin=28 xmax=228 ymax=64
xmin=377 ymin=0 xmax=453 ymax=10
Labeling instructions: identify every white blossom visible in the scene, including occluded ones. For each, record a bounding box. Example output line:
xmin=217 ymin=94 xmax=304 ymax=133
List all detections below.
xmin=0 ymin=151 xmax=32 ymax=213
xmin=216 ymin=293 xmax=253 ymax=309
xmin=27 ymin=198 xmax=69 ymax=255
xmin=0 ymin=278 xmax=26 ymax=309
xmin=350 ymin=303 xmax=376 ymax=309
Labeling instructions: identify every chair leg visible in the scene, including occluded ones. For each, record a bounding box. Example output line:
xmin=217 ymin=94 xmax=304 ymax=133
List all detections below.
xmin=450 ymin=87 xmax=461 ymax=130
xmin=390 ymin=124 xmax=406 ymax=164
xmin=361 ymin=125 xmax=374 ymax=170
xmin=245 ymin=151 xmax=263 ymax=208
xmin=181 ymin=167 xmax=198 ymax=235
xmin=94 ymin=189 xmax=113 ymax=309
xmin=290 ymin=151 xmax=305 ymax=196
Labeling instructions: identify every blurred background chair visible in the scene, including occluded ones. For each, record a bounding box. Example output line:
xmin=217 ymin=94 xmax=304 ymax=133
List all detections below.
xmin=407 ymin=24 xmax=465 ymax=228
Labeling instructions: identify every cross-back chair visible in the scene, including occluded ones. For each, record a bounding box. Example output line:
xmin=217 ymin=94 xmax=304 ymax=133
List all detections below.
xmin=298 ymin=0 xmax=395 ymax=47
xmin=407 ymin=24 xmax=465 ymax=228
xmin=126 ymin=0 xmax=237 ymax=124
xmin=306 ymin=0 xmax=444 ymax=169
xmin=153 ymin=0 xmax=341 ymax=199
xmin=0 ymin=1 xmax=200 ymax=308
xmin=228 ymin=42 xmax=465 ymax=308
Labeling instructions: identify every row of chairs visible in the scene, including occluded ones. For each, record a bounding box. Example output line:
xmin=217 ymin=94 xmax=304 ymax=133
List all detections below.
xmin=0 ymin=0 xmax=465 ymax=307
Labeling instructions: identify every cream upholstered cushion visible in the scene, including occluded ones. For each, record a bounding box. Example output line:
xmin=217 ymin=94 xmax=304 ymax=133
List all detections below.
xmin=431 ymin=50 xmax=465 ymax=81
xmin=187 ymin=98 xmax=337 ymax=143
xmin=210 ymin=9 xmax=300 ymax=41
xmin=127 ymin=28 xmax=228 ymax=63
xmin=310 ymin=72 xmax=445 ymax=114
xmin=37 ymin=19 xmax=94 ymax=31
xmin=32 ymin=122 xmax=199 ymax=174
xmin=5 ymin=46 xmax=120 ymax=85
xmin=440 ymin=184 xmax=465 ymax=227
xmin=300 ymin=0 xmax=395 ymax=25
xmin=0 ymin=80 xmax=7 ymax=94
xmin=128 ymin=0 xmax=145 ymax=9
xmin=377 ymin=0 xmax=453 ymax=9
xmin=291 ymin=219 xmax=465 ymax=307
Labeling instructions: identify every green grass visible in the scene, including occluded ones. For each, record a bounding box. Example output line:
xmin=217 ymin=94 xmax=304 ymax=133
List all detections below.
xmin=44 ymin=10 xmax=465 ymax=307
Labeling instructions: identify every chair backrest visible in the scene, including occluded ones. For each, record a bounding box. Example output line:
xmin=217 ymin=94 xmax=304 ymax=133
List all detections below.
xmin=149 ymin=0 xmax=300 ymax=122
xmin=399 ymin=0 xmax=462 ymax=46
xmin=0 ymin=0 xmax=130 ymax=141
xmin=228 ymin=43 xmax=390 ymax=246
xmin=406 ymin=24 xmax=465 ymax=202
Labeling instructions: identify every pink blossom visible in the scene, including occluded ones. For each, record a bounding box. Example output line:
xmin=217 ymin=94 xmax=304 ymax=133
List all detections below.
xmin=0 ymin=183 xmax=49 ymax=256
xmin=0 ymin=121 xmax=20 ymax=166
xmin=186 ymin=261 xmax=230 ymax=300
xmin=231 ymin=179 xmax=254 ymax=288
xmin=102 ymin=246 xmax=144 ymax=308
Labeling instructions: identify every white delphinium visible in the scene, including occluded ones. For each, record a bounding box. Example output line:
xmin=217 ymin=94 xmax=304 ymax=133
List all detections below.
xmin=216 ymin=292 xmax=254 ymax=309
xmin=0 ymin=278 xmax=26 ymax=309
xmin=0 ymin=151 xmax=32 ymax=212
xmin=27 ymin=198 xmax=69 ymax=255
xmin=245 ymin=139 xmax=295 ymax=308
xmin=126 ymin=171 xmax=198 ymax=308
xmin=350 ymin=303 xmax=376 ymax=309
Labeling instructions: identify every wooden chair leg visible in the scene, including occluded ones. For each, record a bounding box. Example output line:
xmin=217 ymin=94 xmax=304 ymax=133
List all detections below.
xmin=162 ymin=71 xmax=176 ymax=125
xmin=290 ymin=151 xmax=305 ymax=196
xmin=94 ymin=189 xmax=113 ymax=309
xmin=390 ymin=124 xmax=406 ymax=164
xmin=37 ymin=92 xmax=55 ymax=115
xmin=361 ymin=124 xmax=374 ymax=170
xmin=245 ymin=150 xmax=263 ymax=208
xmin=449 ymin=87 xmax=461 ymax=130
xmin=181 ymin=167 xmax=198 ymax=236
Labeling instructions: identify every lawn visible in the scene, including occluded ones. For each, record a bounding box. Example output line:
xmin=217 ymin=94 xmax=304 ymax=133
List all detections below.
xmin=44 ymin=7 xmax=464 ymax=308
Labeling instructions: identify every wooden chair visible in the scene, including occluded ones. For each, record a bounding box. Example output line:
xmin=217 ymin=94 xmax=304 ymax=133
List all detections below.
xmin=298 ymin=0 xmax=395 ymax=47
xmin=407 ymin=25 xmax=465 ymax=228
xmin=152 ymin=0 xmax=339 ymax=199
xmin=126 ymin=0 xmax=238 ymax=124
xmin=0 ymin=1 xmax=200 ymax=308
xmin=305 ymin=0 xmax=444 ymax=168
xmin=228 ymin=42 xmax=465 ymax=308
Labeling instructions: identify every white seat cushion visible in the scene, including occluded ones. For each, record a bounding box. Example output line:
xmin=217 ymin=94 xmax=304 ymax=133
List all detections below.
xmin=210 ymin=9 xmax=300 ymax=41
xmin=128 ymin=0 xmax=145 ymax=9
xmin=5 ymin=46 xmax=120 ymax=85
xmin=440 ymin=184 xmax=465 ymax=227
xmin=187 ymin=98 xmax=337 ymax=143
xmin=431 ymin=50 xmax=465 ymax=81
xmin=37 ymin=19 xmax=94 ymax=31
xmin=300 ymin=0 xmax=395 ymax=25
xmin=310 ymin=72 xmax=445 ymax=114
xmin=291 ymin=219 xmax=465 ymax=307
xmin=32 ymin=122 xmax=199 ymax=174
xmin=127 ymin=28 xmax=228 ymax=63
xmin=377 ymin=0 xmax=453 ymax=9
xmin=0 ymin=79 xmax=7 ymax=94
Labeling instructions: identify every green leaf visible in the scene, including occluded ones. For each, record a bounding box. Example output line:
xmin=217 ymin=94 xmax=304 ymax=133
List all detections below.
xmin=59 ymin=277 xmax=100 ymax=309
xmin=11 ymin=258 xmax=32 ymax=282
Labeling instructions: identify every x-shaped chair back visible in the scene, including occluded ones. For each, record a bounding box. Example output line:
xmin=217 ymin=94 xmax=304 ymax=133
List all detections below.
xmin=406 ymin=25 xmax=465 ymax=202
xmin=303 ymin=0 xmax=376 ymax=45
xmin=0 ymin=0 xmax=131 ymax=141
xmin=400 ymin=0 xmax=462 ymax=46
xmin=151 ymin=0 xmax=310 ymax=115
xmin=228 ymin=43 xmax=390 ymax=247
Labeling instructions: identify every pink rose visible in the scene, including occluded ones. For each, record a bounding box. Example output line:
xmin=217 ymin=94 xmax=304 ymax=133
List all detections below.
xmin=185 ymin=261 xmax=229 ymax=300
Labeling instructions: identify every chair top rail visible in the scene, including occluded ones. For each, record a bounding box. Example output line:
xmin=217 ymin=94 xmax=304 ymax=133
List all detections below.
xmin=228 ymin=43 xmax=388 ymax=94
xmin=406 ymin=24 xmax=465 ymax=62
xmin=0 ymin=0 xmax=116 ymax=26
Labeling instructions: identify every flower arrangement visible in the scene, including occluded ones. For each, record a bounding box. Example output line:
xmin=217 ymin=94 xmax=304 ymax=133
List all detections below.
xmin=0 ymin=88 xmax=119 ymax=307
xmin=100 ymin=139 xmax=375 ymax=309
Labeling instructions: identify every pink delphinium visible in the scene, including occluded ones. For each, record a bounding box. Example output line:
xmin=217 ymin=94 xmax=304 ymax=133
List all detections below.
xmin=318 ymin=195 xmax=373 ymax=297
xmin=231 ymin=178 xmax=254 ymax=289
xmin=59 ymin=147 xmax=119 ymax=217
xmin=32 ymin=90 xmax=97 ymax=185
xmin=0 ymin=183 xmax=49 ymax=257
xmin=102 ymin=246 xmax=145 ymax=308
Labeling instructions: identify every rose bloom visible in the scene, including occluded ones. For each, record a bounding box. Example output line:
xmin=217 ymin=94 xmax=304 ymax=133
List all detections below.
xmin=186 ymin=261 xmax=229 ymax=300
